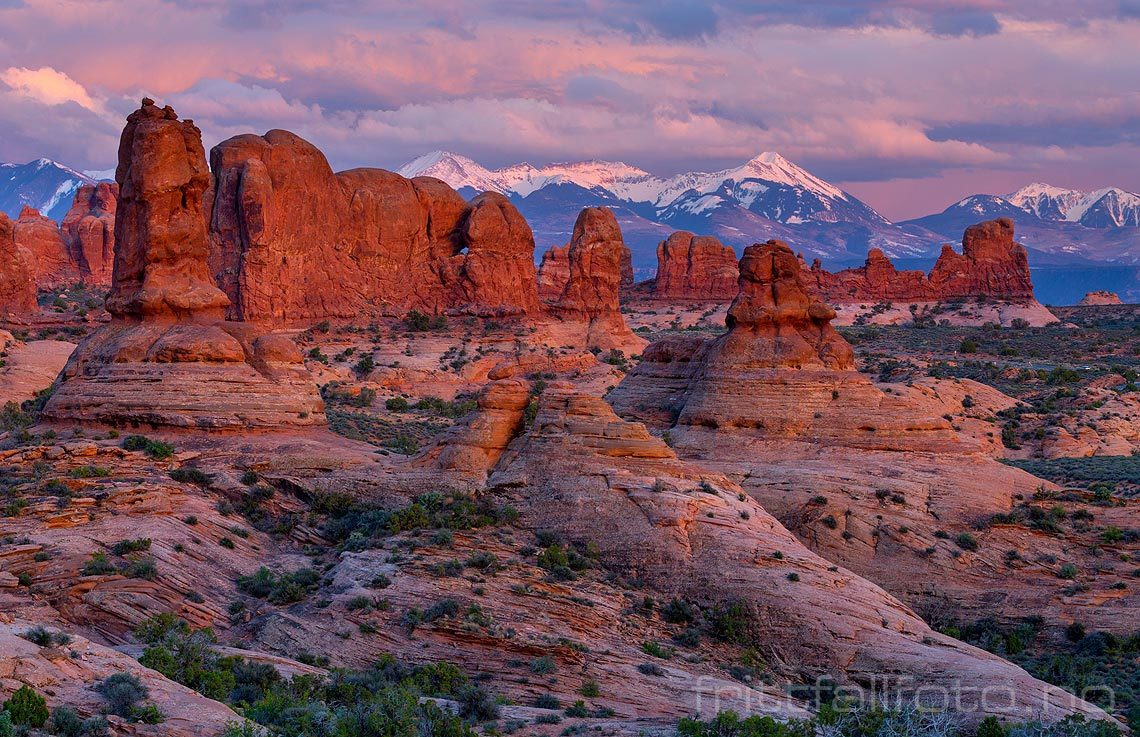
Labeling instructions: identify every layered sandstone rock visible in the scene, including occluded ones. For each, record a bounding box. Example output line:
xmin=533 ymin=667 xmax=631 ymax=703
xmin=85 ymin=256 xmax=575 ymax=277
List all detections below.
xmin=60 ymin=182 xmax=118 ymax=285
xmin=44 ymin=99 xmax=324 ymax=428
xmin=13 ymin=205 xmax=76 ymax=289
xmin=208 ymin=129 xmax=540 ymax=321
xmin=809 ymin=218 xmax=1036 ymax=305
xmin=928 ymin=218 xmax=1033 ymax=299
xmin=545 ymin=207 xmax=642 ymax=349
xmin=536 ymin=244 xmax=571 ymax=301
xmin=486 ymin=387 xmax=1106 ymax=722
xmin=1078 ymin=290 xmax=1123 ymax=306
xmin=0 ymin=213 xmax=37 ymax=315
xmin=653 ymin=231 xmax=738 ymax=300
xmin=808 ymin=247 xmax=935 ymax=302
xmin=617 ymin=241 xmax=954 ymax=449
xmin=611 ymin=239 xmax=1131 ymax=634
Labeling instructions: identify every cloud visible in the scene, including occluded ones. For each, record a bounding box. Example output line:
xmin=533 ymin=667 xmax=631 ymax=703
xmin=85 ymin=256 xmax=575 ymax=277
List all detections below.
xmin=1 ymin=66 xmax=103 ymax=112
xmin=0 ymin=0 xmax=1137 ymax=216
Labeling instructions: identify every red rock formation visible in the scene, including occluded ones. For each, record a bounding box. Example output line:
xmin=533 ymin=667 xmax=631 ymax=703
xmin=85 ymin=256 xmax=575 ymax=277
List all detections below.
xmin=1079 ymin=290 xmax=1123 ymax=306
xmin=207 ymin=129 xmax=540 ymax=322
xmin=928 ymin=218 xmax=1033 ymax=299
xmin=545 ymin=207 xmax=642 ymax=348
xmin=60 ymin=182 xmax=117 ymax=286
xmin=653 ymin=231 xmax=738 ymax=300
xmin=0 ymin=213 xmax=37 ymax=315
xmin=45 ymin=99 xmax=324 ymax=428
xmin=619 ymin=244 xmax=634 ymax=290
xmin=722 ymin=240 xmax=855 ymax=369
xmin=548 ymin=207 xmax=624 ymax=319
xmin=809 ymin=218 xmax=1035 ymax=305
xmin=808 ymin=247 xmax=935 ymax=302
xmin=536 ymin=244 xmax=570 ymax=302
xmin=12 ymin=206 xmax=75 ymax=289
xmin=611 ymin=239 xmax=954 ymax=450
xmin=106 ymin=102 xmax=231 ymax=320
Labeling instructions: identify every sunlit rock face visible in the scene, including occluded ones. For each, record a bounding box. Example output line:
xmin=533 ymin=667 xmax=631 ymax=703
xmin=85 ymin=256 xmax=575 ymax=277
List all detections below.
xmin=44 ymin=99 xmax=324 ymax=429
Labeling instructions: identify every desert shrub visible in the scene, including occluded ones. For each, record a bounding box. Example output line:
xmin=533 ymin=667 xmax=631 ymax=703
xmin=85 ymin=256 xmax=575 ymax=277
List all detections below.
xmin=112 ymin=538 xmax=152 ymax=555
xmin=121 ymin=435 xmax=174 ymax=458
xmin=237 ymin=567 xmax=321 ymax=604
xmin=955 ymin=532 xmax=979 ymax=551
xmin=21 ymin=625 xmax=71 ymax=647
xmin=82 ymin=552 xmax=117 ymax=576
xmin=95 ymin=672 xmax=149 ymax=718
xmin=169 ymin=467 xmax=212 ymax=486
xmin=3 ymin=685 xmax=48 ymax=727
xmin=707 ymin=598 xmax=756 ymax=644
xmin=385 ymin=396 xmax=409 ymax=411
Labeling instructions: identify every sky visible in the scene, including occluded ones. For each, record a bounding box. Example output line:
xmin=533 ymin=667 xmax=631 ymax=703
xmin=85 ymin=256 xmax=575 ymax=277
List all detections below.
xmin=0 ymin=1 xmax=1138 ymax=220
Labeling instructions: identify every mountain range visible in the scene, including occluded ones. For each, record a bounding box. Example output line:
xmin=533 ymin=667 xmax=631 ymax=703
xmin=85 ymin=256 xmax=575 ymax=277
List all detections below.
xmin=400 ymin=151 xmax=1140 ymax=273
xmin=4 ymin=151 xmax=1138 ymax=303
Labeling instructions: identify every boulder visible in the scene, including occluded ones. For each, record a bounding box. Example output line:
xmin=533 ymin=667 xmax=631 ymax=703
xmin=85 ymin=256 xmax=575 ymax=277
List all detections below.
xmin=653 ymin=231 xmax=738 ymax=300
xmin=44 ymin=99 xmax=324 ymax=429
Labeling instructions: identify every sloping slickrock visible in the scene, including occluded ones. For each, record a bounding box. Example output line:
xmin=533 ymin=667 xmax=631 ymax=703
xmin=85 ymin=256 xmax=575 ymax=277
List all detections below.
xmin=0 ymin=622 xmax=239 ymax=736
xmin=485 ymin=387 xmax=1106 ymax=723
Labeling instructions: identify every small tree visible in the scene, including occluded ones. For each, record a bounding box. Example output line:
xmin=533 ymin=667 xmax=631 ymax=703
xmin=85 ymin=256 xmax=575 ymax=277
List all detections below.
xmin=3 ymin=684 xmax=49 ymax=728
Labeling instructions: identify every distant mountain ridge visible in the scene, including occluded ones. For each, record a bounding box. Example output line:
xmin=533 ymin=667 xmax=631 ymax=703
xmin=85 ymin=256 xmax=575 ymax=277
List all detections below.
xmin=399 ymin=150 xmax=933 ymax=274
xmin=0 ymin=158 xmax=95 ymax=222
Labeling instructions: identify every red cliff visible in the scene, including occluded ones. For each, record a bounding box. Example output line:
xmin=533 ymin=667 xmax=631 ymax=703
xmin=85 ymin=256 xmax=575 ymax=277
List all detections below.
xmin=653 ymin=231 xmax=738 ymax=300
xmin=60 ymin=182 xmax=118 ymax=286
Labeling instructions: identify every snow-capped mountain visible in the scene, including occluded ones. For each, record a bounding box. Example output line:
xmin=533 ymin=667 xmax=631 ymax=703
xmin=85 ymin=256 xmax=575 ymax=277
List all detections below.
xmin=1005 ymin=183 xmax=1140 ymax=228
xmin=398 ymin=150 xmax=915 ymax=274
xmin=399 ymin=150 xmax=885 ymax=226
xmin=1 ymin=158 xmax=94 ymax=222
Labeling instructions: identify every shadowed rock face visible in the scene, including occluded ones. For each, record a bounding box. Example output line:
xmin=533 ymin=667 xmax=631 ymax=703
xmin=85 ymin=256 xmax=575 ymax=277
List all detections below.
xmin=44 ymin=100 xmax=324 ymax=428
xmin=808 ymin=217 xmax=1035 ymax=303
xmin=207 ymin=130 xmax=540 ymax=321
xmin=61 ymin=182 xmax=118 ymax=286
xmin=653 ymin=231 xmax=738 ymax=300
xmin=0 ymin=212 xmax=37 ymax=315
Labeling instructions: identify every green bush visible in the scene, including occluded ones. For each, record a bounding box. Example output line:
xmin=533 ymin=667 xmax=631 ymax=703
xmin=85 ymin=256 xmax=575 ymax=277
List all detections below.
xmin=111 ymin=538 xmax=152 ymax=555
xmin=3 ymin=684 xmax=48 ymax=727
xmin=121 ymin=435 xmax=174 ymax=459
xmin=237 ymin=567 xmax=321 ymax=604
